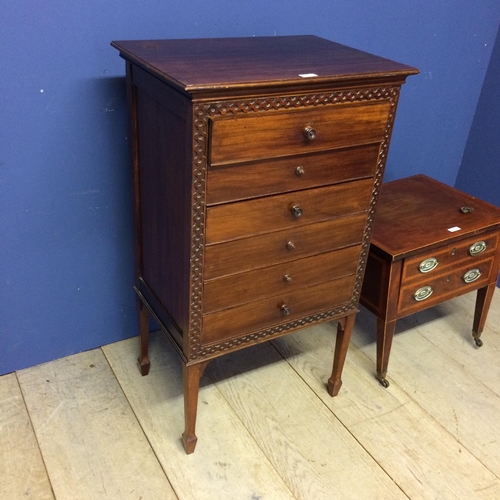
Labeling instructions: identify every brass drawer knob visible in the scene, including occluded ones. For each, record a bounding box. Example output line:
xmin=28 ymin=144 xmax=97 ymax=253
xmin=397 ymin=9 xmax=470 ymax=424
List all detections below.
xmin=291 ymin=205 xmax=303 ymax=218
xmin=419 ymin=257 xmax=438 ymax=273
xmin=303 ymin=126 xmax=316 ymax=140
xmin=295 ymin=166 xmax=305 ymax=176
xmin=463 ymin=268 xmax=481 ymax=283
xmin=286 ymin=241 xmax=295 ymax=251
xmin=283 ymin=274 xmax=292 ymax=283
xmin=469 ymin=241 xmax=486 ymax=256
xmin=281 ymin=304 xmax=291 ymax=316
xmin=414 ymin=286 xmax=433 ymax=302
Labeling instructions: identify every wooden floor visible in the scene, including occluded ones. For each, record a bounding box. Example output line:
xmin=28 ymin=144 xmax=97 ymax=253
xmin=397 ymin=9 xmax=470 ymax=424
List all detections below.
xmin=2 ymin=290 xmax=500 ymax=499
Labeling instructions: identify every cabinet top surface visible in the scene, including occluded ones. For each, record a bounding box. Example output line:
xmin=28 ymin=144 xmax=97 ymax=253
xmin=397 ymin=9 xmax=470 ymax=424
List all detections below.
xmin=371 ymin=175 xmax=500 ymax=259
xmin=111 ymin=35 xmax=418 ymax=93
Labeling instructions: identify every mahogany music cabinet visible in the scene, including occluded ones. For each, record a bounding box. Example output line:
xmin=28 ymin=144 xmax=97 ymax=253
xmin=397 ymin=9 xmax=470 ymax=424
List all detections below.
xmin=112 ymin=36 xmax=417 ymax=453
xmin=360 ymin=175 xmax=500 ymax=388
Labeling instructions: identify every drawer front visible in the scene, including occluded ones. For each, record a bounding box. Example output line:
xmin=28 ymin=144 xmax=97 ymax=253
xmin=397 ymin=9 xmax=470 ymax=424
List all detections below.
xmin=202 ymin=274 xmax=356 ymax=345
xmin=210 ymin=101 xmax=391 ymax=165
xmin=204 ymin=213 xmax=367 ymax=279
xmin=207 ymin=144 xmax=380 ymax=205
xmin=402 ymin=232 xmax=500 ymax=282
xmin=206 ymin=178 xmax=373 ymax=243
xmin=397 ymin=256 xmax=495 ymax=316
xmin=204 ymin=244 xmax=361 ymax=313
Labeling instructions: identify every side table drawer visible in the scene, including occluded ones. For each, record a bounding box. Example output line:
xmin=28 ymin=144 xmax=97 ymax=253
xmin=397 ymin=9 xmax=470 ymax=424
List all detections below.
xmin=402 ymin=232 xmax=499 ymax=282
xmin=201 ymin=274 xmax=356 ymax=345
xmin=397 ymin=256 xmax=495 ymax=315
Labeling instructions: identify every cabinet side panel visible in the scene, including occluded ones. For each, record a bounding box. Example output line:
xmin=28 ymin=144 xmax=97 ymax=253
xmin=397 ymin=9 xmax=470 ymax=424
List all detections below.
xmin=135 ymin=85 xmax=192 ymax=338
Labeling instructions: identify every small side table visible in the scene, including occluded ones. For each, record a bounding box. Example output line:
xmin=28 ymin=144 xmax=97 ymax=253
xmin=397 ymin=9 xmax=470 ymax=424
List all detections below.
xmin=360 ymin=174 xmax=500 ymax=387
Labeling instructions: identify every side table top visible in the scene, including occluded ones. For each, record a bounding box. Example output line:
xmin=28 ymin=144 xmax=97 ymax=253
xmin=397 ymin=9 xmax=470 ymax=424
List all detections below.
xmin=371 ymin=174 xmax=500 ymax=260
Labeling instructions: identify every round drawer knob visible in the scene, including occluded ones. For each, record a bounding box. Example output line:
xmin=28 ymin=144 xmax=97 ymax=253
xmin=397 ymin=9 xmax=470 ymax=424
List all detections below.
xmin=283 ymin=274 xmax=292 ymax=283
xmin=281 ymin=304 xmax=291 ymax=316
xmin=286 ymin=241 xmax=296 ymax=251
xmin=295 ymin=166 xmax=305 ymax=176
xmin=469 ymin=241 xmax=486 ymax=256
xmin=303 ymin=126 xmax=316 ymax=140
xmin=414 ymin=286 xmax=433 ymax=302
xmin=291 ymin=205 xmax=303 ymax=218
xmin=463 ymin=268 xmax=481 ymax=283
xmin=419 ymin=257 xmax=438 ymax=273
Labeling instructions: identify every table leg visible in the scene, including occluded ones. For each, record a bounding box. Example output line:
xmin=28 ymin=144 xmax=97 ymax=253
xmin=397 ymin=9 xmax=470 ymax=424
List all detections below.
xmin=137 ymin=300 xmax=150 ymax=376
xmin=472 ymin=283 xmax=497 ymax=347
xmin=328 ymin=313 xmax=356 ymax=397
xmin=182 ymin=360 xmax=210 ymax=454
xmin=376 ymin=318 xmax=396 ymax=388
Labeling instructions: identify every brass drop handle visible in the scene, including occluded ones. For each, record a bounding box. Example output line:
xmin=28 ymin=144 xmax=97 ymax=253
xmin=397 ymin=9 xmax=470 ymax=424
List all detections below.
xmin=281 ymin=304 xmax=291 ymax=316
xmin=414 ymin=286 xmax=433 ymax=302
xmin=291 ymin=205 xmax=303 ymax=218
xmin=283 ymin=274 xmax=292 ymax=283
xmin=463 ymin=268 xmax=481 ymax=283
xmin=286 ymin=241 xmax=295 ymax=251
xmin=295 ymin=166 xmax=305 ymax=176
xmin=419 ymin=257 xmax=438 ymax=273
xmin=303 ymin=126 xmax=316 ymax=140
xmin=469 ymin=241 xmax=486 ymax=256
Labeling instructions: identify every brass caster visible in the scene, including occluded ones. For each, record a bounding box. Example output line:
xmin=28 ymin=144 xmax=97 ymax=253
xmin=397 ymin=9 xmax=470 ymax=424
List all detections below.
xmin=378 ymin=378 xmax=390 ymax=388
xmin=474 ymin=338 xmax=483 ymax=348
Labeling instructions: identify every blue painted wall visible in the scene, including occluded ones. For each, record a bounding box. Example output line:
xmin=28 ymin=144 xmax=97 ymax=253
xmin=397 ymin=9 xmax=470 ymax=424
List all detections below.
xmin=1 ymin=1 xmax=500 ymax=375
xmin=456 ymin=27 xmax=500 ymax=206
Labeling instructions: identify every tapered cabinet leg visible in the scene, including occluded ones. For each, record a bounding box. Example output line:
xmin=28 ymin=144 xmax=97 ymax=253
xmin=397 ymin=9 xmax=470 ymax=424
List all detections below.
xmin=376 ymin=318 xmax=396 ymax=388
xmin=472 ymin=283 xmax=496 ymax=347
xmin=137 ymin=301 xmax=151 ymax=376
xmin=328 ymin=313 xmax=356 ymax=397
xmin=182 ymin=360 xmax=210 ymax=454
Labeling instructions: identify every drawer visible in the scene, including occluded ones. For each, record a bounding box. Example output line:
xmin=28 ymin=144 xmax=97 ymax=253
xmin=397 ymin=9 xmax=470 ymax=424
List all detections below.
xmin=206 ymin=144 xmax=380 ymax=205
xmin=209 ymin=101 xmax=391 ymax=165
xmin=204 ymin=213 xmax=367 ymax=279
xmin=203 ymin=244 xmax=361 ymax=313
xmin=206 ymin=178 xmax=373 ymax=243
xmin=202 ymin=274 xmax=356 ymax=345
xmin=402 ymin=232 xmax=499 ymax=282
xmin=397 ymin=256 xmax=495 ymax=316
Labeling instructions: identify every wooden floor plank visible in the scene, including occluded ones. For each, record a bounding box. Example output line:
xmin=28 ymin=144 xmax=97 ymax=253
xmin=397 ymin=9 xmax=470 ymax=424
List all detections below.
xmin=406 ymin=292 xmax=500 ymax=397
xmin=206 ymin=339 xmax=407 ymax=500
xmin=352 ymin=302 xmax=500 ymax=481
xmin=272 ymin=320 xmax=500 ymax=500
xmin=17 ymin=350 xmax=176 ymax=500
xmin=103 ymin=332 xmax=295 ymax=500
xmin=0 ymin=373 xmax=54 ymax=500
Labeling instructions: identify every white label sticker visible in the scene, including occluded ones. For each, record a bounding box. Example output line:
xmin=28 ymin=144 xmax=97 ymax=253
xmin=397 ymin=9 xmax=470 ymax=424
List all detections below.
xmin=447 ymin=226 xmax=461 ymax=232
xmin=299 ymin=73 xmax=318 ymax=78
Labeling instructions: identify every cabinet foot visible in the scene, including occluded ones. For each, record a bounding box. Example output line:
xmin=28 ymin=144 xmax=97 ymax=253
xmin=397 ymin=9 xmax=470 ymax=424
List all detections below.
xmin=138 ymin=357 xmax=151 ymax=376
xmin=474 ymin=337 xmax=484 ymax=348
xmin=182 ymin=432 xmax=198 ymax=455
xmin=137 ymin=298 xmax=150 ymax=376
